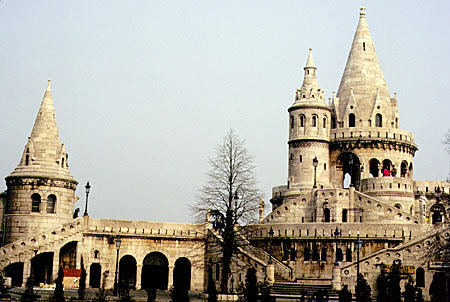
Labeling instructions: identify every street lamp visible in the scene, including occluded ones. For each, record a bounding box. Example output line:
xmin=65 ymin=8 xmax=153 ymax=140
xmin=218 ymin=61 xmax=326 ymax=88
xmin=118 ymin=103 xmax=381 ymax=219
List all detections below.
xmin=268 ymin=227 xmax=274 ymax=264
xmin=83 ymin=181 xmax=91 ymax=216
xmin=113 ymin=236 xmax=122 ymax=296
xmin=334 ymin=227 xmax=340 ymax=266
xmin=313 ymin=157 xmax=319 ymax=188
xmin=354 ymin=232 xmax=362 ymax=302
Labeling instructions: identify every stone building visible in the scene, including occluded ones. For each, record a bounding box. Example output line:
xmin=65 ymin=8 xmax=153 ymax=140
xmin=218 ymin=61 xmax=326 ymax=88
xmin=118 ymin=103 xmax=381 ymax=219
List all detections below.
xmin=0 ymin=6 xmax=449 ymax=300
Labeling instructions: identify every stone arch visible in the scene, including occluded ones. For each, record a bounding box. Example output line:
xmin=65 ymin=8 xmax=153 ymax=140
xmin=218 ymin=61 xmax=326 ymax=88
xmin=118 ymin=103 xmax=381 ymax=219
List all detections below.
xmin=416 ymin=267 xmax=425 ymax=287
xmin=400 ymin=161 xmax=408 ymax=178
xmin=312 ymin=115 xmax=318 ymax=127
xmin=141 ymin=252 xmax=169 ymax=290
xmin=47 ymin=194 xmax=56 ymax=213
xmin=31 ymin=252 xmax=54 ymax=285
xmin=119 ymin=255 xmax=137 ymax=289
xmin=369 ymin=158 xmax=380 ymax=177
xmin=394 ymin=203 xmax=402 ymax=210
xmin=323 ymin=208 xmax=330 ymax=222
xmin=299 ymin=114 xmax=305 ymax=127
xmin=89 ymin=263 xmax=102 ymax=288
xmin=4 ymin=262 xmax=24 ymax=287
xmin=337 ymin=152 xmax=361 ymax=189
xmin=382 ymin=159 xmax=392 ymax=176
xmin=31 ymin=193 xmax=41 ymax=212
xmin=173 ymin=257 xmax=191 ymax=291
xmin=59 ymin=241 xmax=77 ymax=269
xmin=375 ymin=113 xmax=382 ymax=127
xmin=336 ymin=248 xmax=343 ymax=262
xmin=323 ymin=116 xmax=327 ymax=128
xmin=349 ymin=113 xmax=356 ymax=127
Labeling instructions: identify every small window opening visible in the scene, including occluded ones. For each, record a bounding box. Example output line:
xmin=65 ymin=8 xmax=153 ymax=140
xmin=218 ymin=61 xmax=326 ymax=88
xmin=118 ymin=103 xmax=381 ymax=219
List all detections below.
xmin=299 ymin=155 xmax=303 ymax=163
xmin=31 ymin=193 xmax=41 ymax=213
xmin=300 ymin=115 xmax=305 ymax=127
xmin=349 ymin=113 xmax=356 ymax=127
xmin=47 ymin=194 xmax=56 ymax=213
xmin=323 ymin=117 xmax=327 ymax=128
xmin=324 ymin=163 xmax=326 ymax=170
xmin=312 ymin=115 xmax=317 ymax=127
xmin=363 ymin=42 xmax=366 ymax=51
xmin=290 ymin=116 xmax=294 ymax=129
xmin=94 ymin=250 xmax=100 ymax=259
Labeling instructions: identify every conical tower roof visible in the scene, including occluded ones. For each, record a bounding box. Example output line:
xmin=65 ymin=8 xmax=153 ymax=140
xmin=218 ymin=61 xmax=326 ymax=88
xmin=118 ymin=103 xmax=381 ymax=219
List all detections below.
xmin=8 ymin=80 xmax=75 ymax=181
xmin=336 ymin=7 xmax=393 ymax=122
xmin=293 ymin=49 xmax=326 ymax=105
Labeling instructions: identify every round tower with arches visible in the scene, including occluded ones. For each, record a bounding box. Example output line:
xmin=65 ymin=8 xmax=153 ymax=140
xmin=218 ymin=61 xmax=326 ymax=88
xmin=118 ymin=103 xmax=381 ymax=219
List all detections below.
xmin=4 ymin=80 xmax=78 ymax=244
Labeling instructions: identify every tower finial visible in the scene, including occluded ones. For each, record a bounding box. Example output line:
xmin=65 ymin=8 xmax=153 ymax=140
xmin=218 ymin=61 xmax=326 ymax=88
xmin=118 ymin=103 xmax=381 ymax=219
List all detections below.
xmin=305 ymin=48 xmax=316 ymax=69
xmin=46 ymin=79 xmax=52 ymax=92
xmin=360 ymin=6 xmax=366 ymax=18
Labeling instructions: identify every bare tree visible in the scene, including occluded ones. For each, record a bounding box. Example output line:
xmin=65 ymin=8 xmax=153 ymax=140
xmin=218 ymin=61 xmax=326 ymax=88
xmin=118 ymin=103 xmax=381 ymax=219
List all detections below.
xmin=192 ymin=129 xmax=261 ymax=293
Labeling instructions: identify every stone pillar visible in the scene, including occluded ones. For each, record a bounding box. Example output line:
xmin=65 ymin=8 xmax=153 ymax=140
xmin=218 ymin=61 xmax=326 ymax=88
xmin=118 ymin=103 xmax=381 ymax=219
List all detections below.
xmin=52 ymin=251 xmax=60 ymax=282
xmin=168 ymin=264 xmax=174 ymax=288
xmin=76 ymin=241 xmax=82 ymax=269
xmin=266 ymin=264 xmax=274 ymax=284
xmin=23 ymin=259 xmax=31 ymax=286
xmin=136 ymin=264 xmax=142 ymax=289
xmin=331 ymin=266 xmax=341 ymax=290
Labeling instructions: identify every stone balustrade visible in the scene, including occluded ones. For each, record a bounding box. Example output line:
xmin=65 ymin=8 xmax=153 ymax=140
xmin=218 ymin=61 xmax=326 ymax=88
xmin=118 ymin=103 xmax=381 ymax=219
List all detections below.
xmin=330 ymin=127 xmax=415 ymax=144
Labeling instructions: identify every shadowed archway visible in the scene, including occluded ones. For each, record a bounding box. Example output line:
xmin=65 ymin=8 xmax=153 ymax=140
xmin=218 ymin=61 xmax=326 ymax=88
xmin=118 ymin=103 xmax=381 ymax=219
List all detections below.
xmin=141 ymin=252 xmax=169 ymax=290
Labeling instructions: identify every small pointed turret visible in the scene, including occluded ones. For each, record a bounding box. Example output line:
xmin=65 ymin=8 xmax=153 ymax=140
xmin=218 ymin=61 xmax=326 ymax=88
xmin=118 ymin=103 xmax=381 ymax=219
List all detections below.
xmin=295 ymin=49 xmax=324 ymax=102
xmin=336 ymin=7 xmax=393 ymax=123
xmin=8 ymin=80 xmax=75 ymax=181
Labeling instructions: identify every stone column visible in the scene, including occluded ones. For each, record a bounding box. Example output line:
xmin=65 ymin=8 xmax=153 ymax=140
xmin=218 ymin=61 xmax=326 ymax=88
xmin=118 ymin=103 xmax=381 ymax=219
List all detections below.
xmin=168 ymin=264 xmax=174 ymax=288
xmin=266 ymin=264 xmax=274 ymax=284
xmin=76 ymin=241 xmax=82 ymax=269
xmin=52 ymin=251 xmax=60 ymax=282
xmin=136 ymin=264 xmax=142 ymax=289
xmin=23 ymin=259 xmax=31 ymax=286
xmin=331 ymin=266 xmax=341 ymax=290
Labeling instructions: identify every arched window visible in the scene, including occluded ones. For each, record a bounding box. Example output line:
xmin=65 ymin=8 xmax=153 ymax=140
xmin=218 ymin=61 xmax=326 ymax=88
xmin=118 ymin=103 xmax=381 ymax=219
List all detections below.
xmin=349 ymin=113 xmax=356 ymax=127
xmin=94 ymin=250 xmax=100 ymax=259
xmin=331 ymin=116 xmax=336 ymax=129
xmin=369 ymin=158 xmax=380 ymax=177
xmin=336 ymin=248 xmax=343 ymax=262
xmin=323 ymin=117 xmax=327 ymax=128
xmin=375 ymin=114 xmax=382 ymax=127
xmin=47 ymin=194 xmax=56 ymax=213
xmin=346 ymin=248 xmax=352 ymax=262
xmin=416 ymin=267 xmax=425 ymax=287
xmin=312 ymin=246 xmax=319 ymax=261
xmin=321 ymin=248 xmax=327 ymax=262
xmin=394 ymin=203 xmax=402 ymax=210
xmin=25 ymin=154 xmax=30 ymax=166
xmin=312 ymin=115 xmax=317 ymax=127
xmin=342 ymin=209 xmax=348 ymax=223
xmin=61 ymin=158 xmax=65 ymax=168
xmin=300 ymin=115 xmax=305 ymax=127
xmin=401 ymin=161 xmax=408 ymax=178
xmin=324 ymin=208 xmax=330 ymax=222
xmin=31 ymin=193 xmax=41 ymax=213
xmin=290 ymin=115 xmax=294 ymax=129
xmin=304 ymin=247 xmax=310 ymax=261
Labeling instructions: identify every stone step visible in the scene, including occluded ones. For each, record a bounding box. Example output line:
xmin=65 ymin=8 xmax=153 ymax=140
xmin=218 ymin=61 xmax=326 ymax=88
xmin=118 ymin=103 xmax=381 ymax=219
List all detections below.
xmin=271 ymin=282 xmax=337 ymax=297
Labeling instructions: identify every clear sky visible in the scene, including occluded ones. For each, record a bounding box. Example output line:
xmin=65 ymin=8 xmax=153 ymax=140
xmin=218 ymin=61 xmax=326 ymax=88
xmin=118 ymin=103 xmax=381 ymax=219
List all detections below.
xmin=0 ymin=1 xmax=449 ymax=223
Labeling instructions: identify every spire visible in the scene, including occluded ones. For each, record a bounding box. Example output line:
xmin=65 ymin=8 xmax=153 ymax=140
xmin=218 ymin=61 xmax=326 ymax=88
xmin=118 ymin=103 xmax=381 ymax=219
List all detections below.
xmin=305 ymin=48 xmax=316 ymax=69
xmin=8 ymin=80 xmax=75 ymax=181
xmin=294 ymin=48 xmax=325 ymax=103
xmin=336 ymin=7 xmax=391 ymax=121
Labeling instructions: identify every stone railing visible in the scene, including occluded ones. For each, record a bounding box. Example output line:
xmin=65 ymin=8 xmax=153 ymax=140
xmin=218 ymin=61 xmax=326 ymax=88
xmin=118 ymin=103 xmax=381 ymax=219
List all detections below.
xmin=86 ymin=218 xmax=204 ymax=238
xmin=360 ymin=177 xmax=414 ymax=194
xmin=330 ymin=127 xmax=415 ymax=144
xmin=0 ymin=217 xmax=84 ymax=270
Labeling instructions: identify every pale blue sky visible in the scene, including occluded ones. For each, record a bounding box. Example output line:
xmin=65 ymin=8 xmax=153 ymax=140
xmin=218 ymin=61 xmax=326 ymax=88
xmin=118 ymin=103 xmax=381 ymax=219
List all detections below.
xmin=0 ymin=1 xmax=449 ymax=223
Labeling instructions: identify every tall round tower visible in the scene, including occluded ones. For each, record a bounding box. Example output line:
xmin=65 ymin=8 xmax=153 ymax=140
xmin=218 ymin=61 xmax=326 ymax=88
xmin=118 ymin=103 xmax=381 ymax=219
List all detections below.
xmin=287 ymin=49 xmax=331 ymax=192
xmin=4 ymin=81 xmax=78 ymax=244
xmin=329 ymin=7 xmax=417 ymax=211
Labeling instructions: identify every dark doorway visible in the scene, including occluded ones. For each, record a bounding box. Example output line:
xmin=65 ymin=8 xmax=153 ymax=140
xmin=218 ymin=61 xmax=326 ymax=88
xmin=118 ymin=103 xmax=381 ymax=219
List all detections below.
xmin=416 ymin=267 xmax=424 ymax=288
xmin=342 ymin=209 xmax=348 ymax=222
xmin=369 ymin=158 xmax=380 ymax=177
xmin=337 ymin=152 xmax=361 ymax=189
xmin=173 ymin=257 xmax=191 ymax=291
xmin=141 ymin=252 xmax=169 ymax=290
xmin=89 ymin=263 xmax=102 ymax=288
xmin=119 ymin=255 xmax=137 ymax=289
xmin=31 ymin=252 xmax=53 ymax=285
xmin=4 ymin=262 xmax=24 ymax=287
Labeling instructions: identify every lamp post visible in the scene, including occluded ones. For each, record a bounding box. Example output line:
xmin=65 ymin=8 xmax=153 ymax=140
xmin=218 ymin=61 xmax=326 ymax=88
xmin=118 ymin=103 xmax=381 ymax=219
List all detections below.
xmin=268 ymin=227 xmax=274 ymax=264
xmin=113 ymin=236 xmax=122 ymax=296
xmin=313 ymin=157 xmax=318 ymax=188
xmin=83 ymin=181 xmax=91 ymax=216
xmin=334 ymin=227 xmax=340 ymax=266
xmin=354 ymin=232 xmax=362 ymax=302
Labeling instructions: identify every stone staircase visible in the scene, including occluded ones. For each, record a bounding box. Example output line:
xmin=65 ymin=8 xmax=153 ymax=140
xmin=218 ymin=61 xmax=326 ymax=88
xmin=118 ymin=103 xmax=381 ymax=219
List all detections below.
xmin=271 ymin=282 xmax=337 ymax=299
xmin=0 ymin=217 xmax=85 ymax=271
